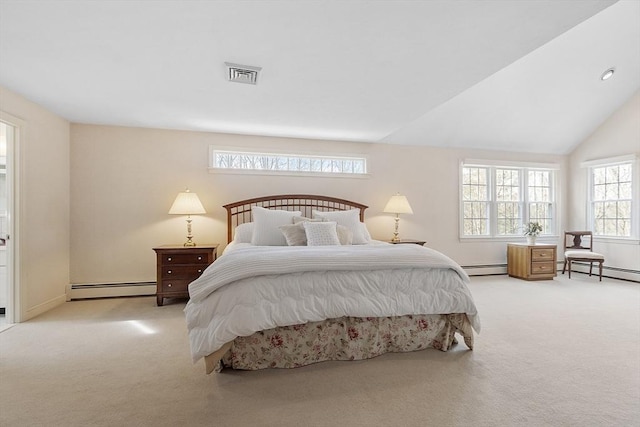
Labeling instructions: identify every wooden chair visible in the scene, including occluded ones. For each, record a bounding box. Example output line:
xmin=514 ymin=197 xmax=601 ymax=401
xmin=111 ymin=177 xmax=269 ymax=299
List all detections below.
xmin=562 ymin=231 xmax=605 ymax=281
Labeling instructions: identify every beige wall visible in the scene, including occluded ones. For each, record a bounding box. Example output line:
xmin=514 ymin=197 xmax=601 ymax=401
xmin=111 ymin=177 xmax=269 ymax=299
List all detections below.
xmin=0 ymin=82 xmax=634 ymax=318
xmin=0 ymin=85 xmax=70 ymax=320
xmin=70 ymin=124 xmax=566 ymax=284
xmin=568 ymin=90 xmax=640 ymax=272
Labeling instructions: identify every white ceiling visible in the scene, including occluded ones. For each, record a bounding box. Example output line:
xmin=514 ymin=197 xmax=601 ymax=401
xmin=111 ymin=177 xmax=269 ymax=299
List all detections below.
xmin=0 ymin=0 xmax=638 ymax=154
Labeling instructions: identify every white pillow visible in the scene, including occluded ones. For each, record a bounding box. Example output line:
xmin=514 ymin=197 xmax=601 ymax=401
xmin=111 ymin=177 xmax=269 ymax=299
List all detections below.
xmin=279 ymin=223 xmax=307 ymax=246
xmin=303 ymin=221 xmax=341 ymax=246
xmin=233 ymin=222 xmax=254 ymax=243
xmin=336 ymin=225 xmax=353 ymax=245
xmin=293 ymin=216 xmax=325 ymax=224
xmin=251 ymin=207 xmax=302 ymax=246
xmin=312 ymin=209 xmax=370 ymax=244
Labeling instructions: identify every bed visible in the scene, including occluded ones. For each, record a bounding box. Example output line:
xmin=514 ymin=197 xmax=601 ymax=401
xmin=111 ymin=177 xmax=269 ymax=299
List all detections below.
xmin=184 ymin=194 xmax=480 ymax=373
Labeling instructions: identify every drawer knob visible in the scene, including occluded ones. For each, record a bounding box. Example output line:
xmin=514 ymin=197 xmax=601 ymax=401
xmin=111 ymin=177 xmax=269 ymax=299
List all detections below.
xmin=167 ymin=283 xmax=172 ymax=287
xmin=197 ymin=269 xmax=202 ymax=273
xmin=167 ymin=270 xmax=172 ymax=274
xmin=167 ymin=257 xmax=172 ymax=261
xmin=197 ymin=256 xmax=202 ymax=261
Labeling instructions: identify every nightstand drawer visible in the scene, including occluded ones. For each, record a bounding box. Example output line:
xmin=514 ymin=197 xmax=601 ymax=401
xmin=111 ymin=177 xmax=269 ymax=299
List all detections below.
xmin=160 ymin=279 xmax=190 ymax=294
xmin=162 ymin=252 xmax=210 ymax=265
xmin=531 ymin=248 xmax=554 ymax=261
xmin=162 ymin=265 xmax=206 ymax=279
xmin=531 ymin=261 xmax=555 ymax=275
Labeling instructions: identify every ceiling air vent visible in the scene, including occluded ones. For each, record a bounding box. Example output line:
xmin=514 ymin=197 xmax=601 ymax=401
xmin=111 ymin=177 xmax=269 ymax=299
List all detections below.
xmin=225 ymin=62 xmax=262 ymax=85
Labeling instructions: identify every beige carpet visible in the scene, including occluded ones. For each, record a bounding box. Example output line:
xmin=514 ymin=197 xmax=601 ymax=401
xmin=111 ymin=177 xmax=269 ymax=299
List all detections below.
xmin=1 ymin=274 xmax=638 ymax=427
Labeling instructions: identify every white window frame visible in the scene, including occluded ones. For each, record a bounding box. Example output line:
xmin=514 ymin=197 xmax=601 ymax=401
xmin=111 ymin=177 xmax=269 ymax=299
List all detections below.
xmin=459 ymin=160 xmax=559 ymax=241
xmin=208 ymin=147 xmax=369 ymax=178
xmin=582 ymin=154 xmax=639 ymax=242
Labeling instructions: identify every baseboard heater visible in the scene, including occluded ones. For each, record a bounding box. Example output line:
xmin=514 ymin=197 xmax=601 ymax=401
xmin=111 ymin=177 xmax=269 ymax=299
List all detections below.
xmin=463 ymin=262 xmax=639 ymax=282
xmin=66 ymin=282 xmax=156 ymax=301
xmin=67 ymin=263 xmax=638 ymax=301
xmin=565 ymin=262 xmax=640 ymax=283
xmin=462 ymin=264 xmax=507 ymax=276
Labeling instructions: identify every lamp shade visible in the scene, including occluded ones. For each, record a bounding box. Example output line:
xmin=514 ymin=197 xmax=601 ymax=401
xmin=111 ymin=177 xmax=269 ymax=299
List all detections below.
xmin=383 ymin=194 xmax=413 ymax=215
xmin=168 ymin=190 xmax=206 ymax=215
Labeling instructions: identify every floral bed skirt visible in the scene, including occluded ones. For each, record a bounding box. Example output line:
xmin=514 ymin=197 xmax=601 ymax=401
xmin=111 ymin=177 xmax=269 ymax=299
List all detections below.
xmin=216 ymin=313 xmax=473 ymax=371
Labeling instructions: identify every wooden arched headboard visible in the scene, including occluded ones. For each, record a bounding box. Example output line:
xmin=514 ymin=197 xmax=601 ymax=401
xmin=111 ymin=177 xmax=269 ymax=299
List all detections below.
xmin=223 ymin=194 xmax=368 ymax=243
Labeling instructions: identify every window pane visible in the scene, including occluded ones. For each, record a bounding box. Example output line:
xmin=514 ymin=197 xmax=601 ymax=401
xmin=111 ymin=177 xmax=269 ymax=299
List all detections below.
xmin=604 ymin=219 xmax=617 ymax=235
xmin=605 ymin=166 xmax=619 ymax=183
xmin=593 ymin=167 xmax=606 ymax=185
xmin=593 ymin=184 xmax=606 ymax=201
xmin=619 ymin=164 xmax=632 ymax=182
xmin=605 ymin=183 xmax=619 ymax=200
xmin=618 ymin=219 xmax=631 ymax=237
xmin=620 ymin=182 xmax=632 ymax=199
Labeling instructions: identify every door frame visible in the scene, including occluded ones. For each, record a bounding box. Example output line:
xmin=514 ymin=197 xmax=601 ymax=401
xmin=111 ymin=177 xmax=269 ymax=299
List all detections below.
xmin=0 ymin=111 xmax=23 ymax=323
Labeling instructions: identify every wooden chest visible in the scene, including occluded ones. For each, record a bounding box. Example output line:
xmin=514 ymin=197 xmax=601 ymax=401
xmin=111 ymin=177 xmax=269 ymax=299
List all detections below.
xmin=507 ymin=243 xmax=557 ymax=280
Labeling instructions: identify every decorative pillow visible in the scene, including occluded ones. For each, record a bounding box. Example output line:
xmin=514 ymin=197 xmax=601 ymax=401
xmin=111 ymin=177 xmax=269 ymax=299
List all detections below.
xmin=251 ymin=207 xmax=302 ymax=246
xmin=279 ymin=223 xmax=307 ymax=246
xmin=336 ymin=225 xmax=353 ymax=245
xmin=303 ymin=221 xmax=341 ymax=246
xmin=233 ymin=222 xmax=254 ymax=243
xmin=312 ymin=209 xmax=370 ymax=244
xmin=293 ymin=216 xmax=324 ymax=224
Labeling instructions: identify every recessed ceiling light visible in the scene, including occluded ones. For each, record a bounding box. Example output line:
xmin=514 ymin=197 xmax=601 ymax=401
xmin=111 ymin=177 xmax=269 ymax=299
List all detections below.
xmin=601 ymin=67 xmax=615 ymax=81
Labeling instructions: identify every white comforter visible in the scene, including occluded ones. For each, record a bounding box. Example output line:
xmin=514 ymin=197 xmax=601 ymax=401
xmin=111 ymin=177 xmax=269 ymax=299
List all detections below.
xmin=184 ymin=244 xmax=480 ymax=362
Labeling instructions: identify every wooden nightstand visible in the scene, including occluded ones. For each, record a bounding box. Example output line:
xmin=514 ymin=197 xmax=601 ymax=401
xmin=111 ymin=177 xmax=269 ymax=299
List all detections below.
xmin=507 ymin=243 xmax=557 ymax=280
xmin=152 ymin=244 xmax=218 ymax=306
xmin=388 ymin=239 xmax=427 ymax=246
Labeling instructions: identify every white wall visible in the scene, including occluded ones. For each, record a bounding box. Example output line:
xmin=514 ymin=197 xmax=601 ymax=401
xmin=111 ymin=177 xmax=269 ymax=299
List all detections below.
xmin=70 ymin=124 xmax=566 ymax=284
xmin=568 ymin=90 xmax=640 ymax=276
xmin=0 ymin=85 xmax=70 ymax=320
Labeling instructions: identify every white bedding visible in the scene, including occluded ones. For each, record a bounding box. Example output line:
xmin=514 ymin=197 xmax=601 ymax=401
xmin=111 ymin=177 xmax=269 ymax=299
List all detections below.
xmin=184 ymin=243 xmax=480 ymax=363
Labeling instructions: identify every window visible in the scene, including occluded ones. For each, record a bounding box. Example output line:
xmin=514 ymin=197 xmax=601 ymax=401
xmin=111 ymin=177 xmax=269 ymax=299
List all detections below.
xmin=587 ymin=158 xmax=635 ymax=238
xmin=460 ymin=161 xmax=556 ymax=238
xmin=210 ymin=149 xmax=367 ymax=176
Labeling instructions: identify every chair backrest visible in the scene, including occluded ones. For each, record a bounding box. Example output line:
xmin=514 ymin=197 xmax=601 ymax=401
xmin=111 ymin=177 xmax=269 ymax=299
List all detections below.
xmin=564 ymin=231 xmax=593 ymax=251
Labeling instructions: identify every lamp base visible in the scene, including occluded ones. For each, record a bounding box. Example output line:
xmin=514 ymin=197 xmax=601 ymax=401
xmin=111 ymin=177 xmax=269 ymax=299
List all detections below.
xmin=184 ymin=216 xmax=196 ymax=246
xmin=391 ymin=215 xmax=401 ymax=242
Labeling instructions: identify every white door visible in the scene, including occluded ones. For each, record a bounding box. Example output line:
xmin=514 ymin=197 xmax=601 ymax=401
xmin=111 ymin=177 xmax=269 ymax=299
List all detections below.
xmin=0 ymin=119 xmax=17 ymax=324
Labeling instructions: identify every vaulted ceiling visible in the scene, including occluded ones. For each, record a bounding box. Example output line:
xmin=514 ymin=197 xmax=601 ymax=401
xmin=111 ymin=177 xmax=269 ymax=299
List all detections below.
xmin=0 ymin=0 xmax=638 ymax=154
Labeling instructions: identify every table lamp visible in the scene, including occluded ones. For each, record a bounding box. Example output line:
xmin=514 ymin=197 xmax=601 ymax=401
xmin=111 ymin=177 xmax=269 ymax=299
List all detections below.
xmin=383 ymin=193 xmax=413 ymax=242
xmin=168 ymin=189 xmax=206 ymax=246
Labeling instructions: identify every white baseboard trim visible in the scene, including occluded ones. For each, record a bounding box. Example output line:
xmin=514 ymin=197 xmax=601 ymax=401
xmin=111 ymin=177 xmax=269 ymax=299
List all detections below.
xmin=67 ymin=282 xmax=156 ymax=300
xmin=24 ymin=294 xmax=67 ymax=321
xmin=463 ymin=262 xmax=639 ymax=283
xmin=462 ymin=264 xmax=507 ymax=276
xmin=561 ymin=262 xmax=640 ymax=283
